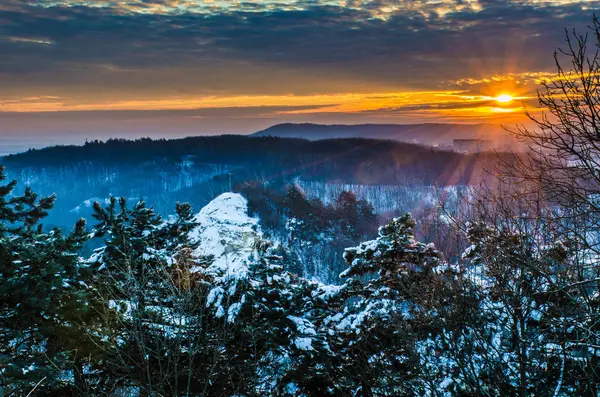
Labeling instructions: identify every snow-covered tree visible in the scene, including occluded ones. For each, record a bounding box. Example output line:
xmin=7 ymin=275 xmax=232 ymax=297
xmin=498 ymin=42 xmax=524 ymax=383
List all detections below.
xmin=320 ymin=214 xmax=472 ymax=396
xmin=0 ymin=165 xmax=94 ymax=395
xmin=461 ymin=217 xmax=600 ymax=396
xmin=87 ymin=197 xmax=213 ymax=395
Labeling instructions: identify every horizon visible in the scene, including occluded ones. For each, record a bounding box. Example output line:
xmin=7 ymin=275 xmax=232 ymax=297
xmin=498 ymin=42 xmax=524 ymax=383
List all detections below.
xmin=0 ymin=120 xmax=512 ymax=156
xmin=1 ymin=0 xmax=595 ymax=147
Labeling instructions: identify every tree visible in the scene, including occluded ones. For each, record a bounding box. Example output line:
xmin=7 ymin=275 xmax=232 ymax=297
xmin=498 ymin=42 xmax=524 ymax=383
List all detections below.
xmin=505 ymin=16 xmax=600 ymax=255
xmin=322 ymin=214 xmax=473 ymax=396
xmin=87 ymin=198 xmax=215 ymax=396
xmin=450 ymin=178 xmax=600 ymax=395
xmin=491 ymin=15 xmax=600 ymax=394
xmin=334 ymin=191 xmax=377 ymax=240
xmin=0 ymin=165 xmax=93 ymax=396
xmin=462 ymin=220 xmax=573 ymax=395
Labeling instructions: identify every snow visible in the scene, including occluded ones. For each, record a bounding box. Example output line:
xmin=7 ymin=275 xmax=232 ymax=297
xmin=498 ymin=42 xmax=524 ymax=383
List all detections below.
xmin=215 ymin=306 xmax=225 ymax=318
xmin=190 ymin=193 xmax=260 ymax=283
xmin=346 ymin=239 xmax=379 ymax=257
xmin=228 ymin=302 xmax=243 ymax=323
xmin=206 ymin=286 xmax=224 ymax=308
xmin=311 ymin=284 xmax=343 ymax=300
xmin=293 ymin=337 xmax=313 ymax=351
xmin=188 ymin=193 xmax=264 ymax=321
xmin=461 ymin=244 xmax=477 ymax=259
xmin=287 ymin=315 xmax=317 ymax=336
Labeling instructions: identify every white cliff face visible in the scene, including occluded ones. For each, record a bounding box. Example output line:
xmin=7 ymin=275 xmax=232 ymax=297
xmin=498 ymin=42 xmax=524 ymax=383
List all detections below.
xmin=190 ymin=192 xmax=261 ymax=284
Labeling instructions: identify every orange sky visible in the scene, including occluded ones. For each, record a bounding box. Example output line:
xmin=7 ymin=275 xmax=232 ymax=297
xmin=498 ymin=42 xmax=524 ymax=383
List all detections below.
xmin=0 ymin=75 xmax=544 ymax=123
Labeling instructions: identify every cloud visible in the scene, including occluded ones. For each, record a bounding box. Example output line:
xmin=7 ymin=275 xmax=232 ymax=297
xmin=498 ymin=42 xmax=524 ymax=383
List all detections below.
xmin=0 ymin=104 xmax=336 ymax=116
xmin=3 ymin=36 xmax=55 ymax=45
xmin=0 ymin=0 xmax=596 ymax=132
xmin=2 ymin=1 xmax=596 ymax=85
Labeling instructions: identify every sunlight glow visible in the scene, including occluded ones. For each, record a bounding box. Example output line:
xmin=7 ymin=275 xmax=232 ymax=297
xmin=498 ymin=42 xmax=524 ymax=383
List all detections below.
xmin=496 ymin=94 xmax=513 ymax=104
xmin=0 ymin=89 xmax=539 ymax=123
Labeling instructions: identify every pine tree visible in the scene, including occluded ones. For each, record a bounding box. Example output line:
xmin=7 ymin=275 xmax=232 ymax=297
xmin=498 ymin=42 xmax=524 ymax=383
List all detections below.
xmin=198 ymin=233 xmax=334 ymax=396
xmin=323 ymin=214 xmax=471 ymax=396
xmin=88 ymin=197 xmax=206 ymax=395
xmin=0 ymin=165 xmax=93 ymax=395
xmin=246 ymin=240 xmax=333 ymax=396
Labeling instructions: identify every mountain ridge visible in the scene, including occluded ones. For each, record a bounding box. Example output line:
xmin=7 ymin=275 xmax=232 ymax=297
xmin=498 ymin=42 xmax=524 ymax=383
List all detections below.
xmin=252 ymin=122 xmax=512 ymax=146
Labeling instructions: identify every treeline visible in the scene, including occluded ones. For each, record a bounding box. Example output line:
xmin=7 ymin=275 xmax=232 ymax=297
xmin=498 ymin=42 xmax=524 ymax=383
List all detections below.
xmin=0 ymin=136 xmax=501 ymax=234
xmin=4 ymin=135 xmax=500 ymax=186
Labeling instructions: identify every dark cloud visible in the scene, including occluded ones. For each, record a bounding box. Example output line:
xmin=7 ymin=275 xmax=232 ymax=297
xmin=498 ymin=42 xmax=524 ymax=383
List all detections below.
xmin=360 ymin=97 xmax=539 ymax=113
xmin=0 ymin=0 xmax=597 ymax=96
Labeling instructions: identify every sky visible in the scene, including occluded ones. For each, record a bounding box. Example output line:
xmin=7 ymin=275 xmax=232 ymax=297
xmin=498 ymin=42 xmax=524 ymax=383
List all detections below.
xmin=0 ymin=0 xmax=598 ymax=149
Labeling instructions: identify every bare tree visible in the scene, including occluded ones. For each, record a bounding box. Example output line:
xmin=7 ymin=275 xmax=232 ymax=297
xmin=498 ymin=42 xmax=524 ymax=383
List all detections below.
xmin=455 ymin=16 xmax=600 ymax=394
xmin=503 ymin=15 xmax=600 ymax=254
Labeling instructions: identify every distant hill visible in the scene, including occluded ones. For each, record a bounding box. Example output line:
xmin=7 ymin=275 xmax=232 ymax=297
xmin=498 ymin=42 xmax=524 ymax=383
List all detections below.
xmin=252 ymin=123 xmax=514 ymax=147
xmin=2 ymin=135 xmax=508 ymax=228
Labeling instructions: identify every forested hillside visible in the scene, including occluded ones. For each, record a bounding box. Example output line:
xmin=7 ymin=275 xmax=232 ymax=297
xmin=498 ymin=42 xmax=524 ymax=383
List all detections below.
xmin=1 ymin=136 xmax=497 ymax=225
xmin=4 ymin=135 xmax=497 ymax=185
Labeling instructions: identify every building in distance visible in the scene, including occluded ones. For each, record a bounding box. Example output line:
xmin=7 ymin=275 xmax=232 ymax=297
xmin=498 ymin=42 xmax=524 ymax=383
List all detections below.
xmin=453 ymin=138 xmax=494 ymax=153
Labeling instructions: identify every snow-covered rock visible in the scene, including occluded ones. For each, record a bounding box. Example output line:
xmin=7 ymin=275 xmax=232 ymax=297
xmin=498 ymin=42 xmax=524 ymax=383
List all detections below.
xmin=190 ymin=192 xmax=261 ymax=283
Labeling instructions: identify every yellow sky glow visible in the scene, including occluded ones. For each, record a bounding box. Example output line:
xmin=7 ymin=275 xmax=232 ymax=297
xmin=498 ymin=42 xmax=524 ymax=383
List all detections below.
xmin=0 ymin=68 xmax=550 ymax=124
xmin=0 ymin=89 xmax=534 ymax=120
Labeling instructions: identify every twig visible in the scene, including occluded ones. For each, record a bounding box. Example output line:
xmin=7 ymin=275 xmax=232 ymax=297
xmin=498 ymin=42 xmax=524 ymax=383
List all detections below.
xmin=26 ymin=377 xmax=47 ymax=397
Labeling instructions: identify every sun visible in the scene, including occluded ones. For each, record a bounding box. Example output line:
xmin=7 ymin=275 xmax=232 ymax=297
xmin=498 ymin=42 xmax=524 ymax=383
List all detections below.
xmin=496 ymin=94 xmax=513 ymax=104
